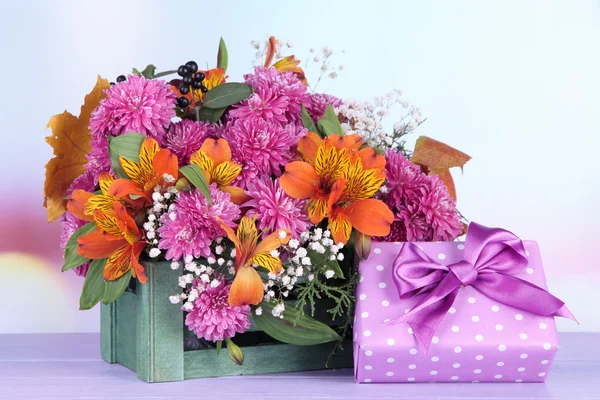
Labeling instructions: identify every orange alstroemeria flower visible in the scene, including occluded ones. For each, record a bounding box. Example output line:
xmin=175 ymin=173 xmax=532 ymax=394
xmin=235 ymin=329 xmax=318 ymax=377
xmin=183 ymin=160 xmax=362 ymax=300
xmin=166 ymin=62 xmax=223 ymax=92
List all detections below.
xmin=219 ymin=216 xmax=290 ymax=306
xmin=170 ymin=68 xmax=226 ymax=104
xmin=280 ymin=132 xmax=394 ymax=244
xmin=76 ymin=201 xmax=147 ymax=283
xmin=264 ymin=36 xmax=308 ymax=86
xmin=190 ymin=138 xmax=250 ymax=205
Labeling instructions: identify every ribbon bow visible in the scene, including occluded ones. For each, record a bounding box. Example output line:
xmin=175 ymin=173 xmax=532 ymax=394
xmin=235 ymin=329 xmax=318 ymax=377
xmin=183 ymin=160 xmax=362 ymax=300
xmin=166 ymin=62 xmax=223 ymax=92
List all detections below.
xmin=391 ymin=222 xmax=575 ymax=351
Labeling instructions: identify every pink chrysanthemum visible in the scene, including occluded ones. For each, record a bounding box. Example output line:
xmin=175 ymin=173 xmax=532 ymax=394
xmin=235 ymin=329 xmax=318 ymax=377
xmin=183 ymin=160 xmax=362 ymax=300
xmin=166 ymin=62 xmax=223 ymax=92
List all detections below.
xmin=377 ymin=149 xmax=462 ymax=242
xmin=165 ymin=120 xmax=211 ymax=165
xmin=158 ymin=185 xmax=240 ymax=261
xmin=243 ymin=178 xmax=311 ymax=239
xmin=185 ymin=278 xmax=251 ymax=342
xmin=225 ymin=118 xmax=306 ymax=182
xmin=60 ymin=170 xmax=96 ymax=277
xmin=86 ymin=75 xmax=176 ymax=178
xmin=305 ymin=93 xmax=343 ymax=122
xmin=230 ymin=67 xmax=308 ymax=123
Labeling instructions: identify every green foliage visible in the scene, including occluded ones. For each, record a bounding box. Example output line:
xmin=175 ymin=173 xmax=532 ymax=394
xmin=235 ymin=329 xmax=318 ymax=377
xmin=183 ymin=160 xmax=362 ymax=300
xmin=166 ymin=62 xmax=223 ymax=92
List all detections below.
xmin=179 ymin=164 xmax=211 ymax=204
xmin=301 ymin=105 xmax=318 ymax=133
xmin=217 ymin=37 xmax=228 ymax=73
xmin=133 ymin=64 xmax=157 ymax=79
xmin=80 ymin=259 xmax=107 ymax=310
xmin=202 ymin=83 xmax=252 ymax=109
xmin=316 ymin=104 xmax=344 ymax=137
xmin=108 ymin=132 xmax=145 ymax=178
xmin=198 ymin=106 xmax=227 ymax=123
xmin=62 ymin=222 xmax=96 ymax=272
xmin=103 ymin=270 xmax=132 ymax=304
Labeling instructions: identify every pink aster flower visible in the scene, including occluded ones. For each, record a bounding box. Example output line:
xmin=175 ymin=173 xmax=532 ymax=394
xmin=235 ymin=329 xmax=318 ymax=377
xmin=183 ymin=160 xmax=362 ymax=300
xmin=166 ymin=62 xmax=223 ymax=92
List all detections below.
xmin=86 ymin=75 xmax=176 ymax=178
xmin=305 ymin=93 xmax=343 ymax=122
xmin=243 ymin=177 xmax=311 ymax=239
xmin=419 ymin=174 xmax=463 ymax=241
xmin=224 ymin=118 xmax=306 ymax=183
xmin=158 ymin=184 xmax=240 ymax=261
xmin=229 ymin=89 xmax=289 ymax=123
xmin=185 ymin=278 xmax=251 ymax=342
xmin=384 ymin=149 xmax=426 ymax=206
xmin=165 ymin=120 xmax=211 ymax=165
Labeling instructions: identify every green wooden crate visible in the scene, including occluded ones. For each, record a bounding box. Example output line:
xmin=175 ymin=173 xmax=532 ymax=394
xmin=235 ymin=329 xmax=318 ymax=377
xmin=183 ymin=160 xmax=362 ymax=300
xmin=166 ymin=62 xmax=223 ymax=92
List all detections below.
xmin=100 ymin=261 xmax=353 ymax=382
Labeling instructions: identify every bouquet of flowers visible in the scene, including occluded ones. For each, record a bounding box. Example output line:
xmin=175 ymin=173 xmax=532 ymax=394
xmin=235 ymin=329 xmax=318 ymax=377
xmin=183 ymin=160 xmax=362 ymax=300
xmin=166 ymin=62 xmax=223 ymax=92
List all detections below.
xmin=44 ymin=36 xmax=470 ymax=365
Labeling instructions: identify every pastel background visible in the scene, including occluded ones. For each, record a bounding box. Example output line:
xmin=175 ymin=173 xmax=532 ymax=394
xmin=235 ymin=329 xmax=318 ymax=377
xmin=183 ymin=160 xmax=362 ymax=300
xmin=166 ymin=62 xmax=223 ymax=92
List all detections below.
xmin=0 ymin=0 xmax=598 ymax=333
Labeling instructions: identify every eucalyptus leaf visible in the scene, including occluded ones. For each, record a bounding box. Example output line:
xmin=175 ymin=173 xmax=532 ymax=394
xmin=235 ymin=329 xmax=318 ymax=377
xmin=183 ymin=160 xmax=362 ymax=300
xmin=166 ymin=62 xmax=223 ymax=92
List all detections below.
xmin=62 ymin=222 xmax=96 ymax=272
xmin=103 ymin=269 xmax=132 ymax=304
xmin=179 ymin=164 xmax=211 ymax=204
xmin=253 ymin=302 xmax=340 ymax=346
xmin=202 ymin=83 xmax=252 ymax=109
xmin=198 ymin=106 xmax=227 ymax=123
xmin=79 ymin=259 xmax=106 ymax=310
xmin=217 ymin=37 xmax=228 ymax=73
xmin=301 ymin=105 xmax=318 ymax=133
xmin=108 ymin=132 xmax=145 ymax=178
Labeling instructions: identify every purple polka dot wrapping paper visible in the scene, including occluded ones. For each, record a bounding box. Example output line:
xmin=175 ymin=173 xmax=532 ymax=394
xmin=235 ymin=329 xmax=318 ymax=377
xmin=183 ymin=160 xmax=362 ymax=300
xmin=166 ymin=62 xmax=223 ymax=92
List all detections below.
xmin=353 ymin=241 xmax=559 ymax=383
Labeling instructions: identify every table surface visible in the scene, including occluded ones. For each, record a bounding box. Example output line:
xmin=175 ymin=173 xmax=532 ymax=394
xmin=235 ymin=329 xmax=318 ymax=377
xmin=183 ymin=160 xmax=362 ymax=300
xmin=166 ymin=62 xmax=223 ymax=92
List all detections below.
xmin=0 ymin=332 xmax=598 ymax=400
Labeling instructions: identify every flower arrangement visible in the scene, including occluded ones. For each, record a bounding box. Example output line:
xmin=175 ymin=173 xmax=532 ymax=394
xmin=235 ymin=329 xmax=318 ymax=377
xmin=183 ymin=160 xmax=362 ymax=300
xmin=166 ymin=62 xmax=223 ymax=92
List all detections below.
xmin=44 ymin=37 xmax=470 ymax=365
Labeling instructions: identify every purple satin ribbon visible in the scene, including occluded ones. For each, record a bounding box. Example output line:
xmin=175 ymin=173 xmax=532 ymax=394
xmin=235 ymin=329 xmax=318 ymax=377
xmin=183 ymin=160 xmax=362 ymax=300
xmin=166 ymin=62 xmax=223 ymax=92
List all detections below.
xmin=390 ymin=222 xmax=575 ymax=352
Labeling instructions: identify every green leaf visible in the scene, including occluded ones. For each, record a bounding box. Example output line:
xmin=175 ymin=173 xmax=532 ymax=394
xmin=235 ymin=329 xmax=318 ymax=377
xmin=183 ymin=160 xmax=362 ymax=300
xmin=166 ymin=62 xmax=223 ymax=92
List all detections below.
xmin=317 ymin=104 xmax=344 ymax=137
xmin=152 ymin=69 xmax=177 ymax=79
xmin=139 ymin=64 xmax=157 ymax=79
xmin=132 ymin=68 xmax=140 ymax=75
xmin=103 ymin=269 xmax=132 ymax=304
xmin=108 ymin=132 xmax=145 ymax=178
xmin=79 ymin=259 xmax=107 ymax=310
xmin=202 ymin=83 xmax=252 ymax=109
xmin=198 ymin=106 xmax=227 ymax=123
xmin=253 ymin=302 xmax=341 ymax=346
xmin=317 ymin=120 xmax=339 ymax=137
xmin=216 ymin=340 xmax=222 ymax=355
xmin=301 ymin=105 xmax=318 ymax=133
xmin=179 ymin=164 xmax=211 ymax=204
xmin=62 ymin=222 xmax=96 ymax=272
xmin=217 ymin=37 xmax=228 ymax=73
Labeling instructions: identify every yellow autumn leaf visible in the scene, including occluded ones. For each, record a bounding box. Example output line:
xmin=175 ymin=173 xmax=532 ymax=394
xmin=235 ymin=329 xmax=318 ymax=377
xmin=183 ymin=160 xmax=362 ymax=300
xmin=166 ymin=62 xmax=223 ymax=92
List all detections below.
xmin=44 ymin=75 xmax=110 ymax=222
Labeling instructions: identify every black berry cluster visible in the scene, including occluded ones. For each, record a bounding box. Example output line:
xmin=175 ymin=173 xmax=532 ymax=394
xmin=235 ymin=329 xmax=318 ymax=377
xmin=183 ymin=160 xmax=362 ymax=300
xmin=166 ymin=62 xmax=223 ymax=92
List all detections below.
xmin=176 ymin=61 xmax=208 ymax=108
xmin=110 ymin=75 xmax=127 ymax=86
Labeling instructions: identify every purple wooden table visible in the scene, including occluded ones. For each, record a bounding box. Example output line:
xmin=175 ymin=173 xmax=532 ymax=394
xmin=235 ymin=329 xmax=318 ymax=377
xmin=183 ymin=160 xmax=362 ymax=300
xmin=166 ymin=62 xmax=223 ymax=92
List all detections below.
xmin=0 ymin=333 xmax=598 ymax=399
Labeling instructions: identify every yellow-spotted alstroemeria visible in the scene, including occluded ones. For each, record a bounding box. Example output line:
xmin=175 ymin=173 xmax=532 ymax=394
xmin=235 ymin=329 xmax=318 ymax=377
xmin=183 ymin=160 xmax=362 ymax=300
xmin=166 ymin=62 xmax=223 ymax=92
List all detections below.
xmin=218 ymin=216 xmax=290 ymax=306
xmin=280 ymin=132 xmax=394 ymax=245
xmin=263 ymin=36 xmax=307 ymax=86
xmin=190 ymin=138 xmax=249 ymax=205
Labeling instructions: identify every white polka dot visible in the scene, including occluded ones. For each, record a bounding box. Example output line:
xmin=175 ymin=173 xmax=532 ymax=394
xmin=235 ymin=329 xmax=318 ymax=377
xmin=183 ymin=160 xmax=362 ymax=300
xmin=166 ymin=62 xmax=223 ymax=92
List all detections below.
xmin=452 ymin=325 xmax=460 ymax=332
xmin=361 ymin=312 xmax=369 ymax=318
xmin=495 ymin=374 xmax=503 ymax=379
xmin=517 ymin=367 xmax=526 ymax=372
xmin=365 ymin=350 xmax=373 ymax=356
xmin=448 ymin=307 xmax=456 ymax=314
xmin=538 ymin=372 xmax=546 ymax=377
xmin=499 ymin=344 xmax=507 ymax=352
xmin=431 ymin=336 xmax=440 ymax=344
xmin=519 ymin=333 xmax=528 ymax=340
xmin=383 ymin=318 xmax=391 ymax=323
xmin=516 ymin=379 xmax=523 ymax=383
xmin=381 ymin=300 xmax=390 ymax=307
xmin=387 ymin=338 xmax=395 ymax=346
xmin=491 ymin=305 xmax=500 ymax=312
xmin=430 ymin=370 xmax=438 ymax=375
xmin=373 ymin=248 xmax=381 ymax=254
xmin=408 ymin=364 xmax=416 ymax=369
xmin=409 ymin=348 xmax=417 ymax=355
xmin=438 ymin=253 xmax=446 ymax=260
xmin=475 ymin=334 xmax=484 ymax=342
xmin=365 ymin=365 xmax=372 ymax=370
xmin=407 ymin=377 xmax=415 ymax=382
xmin=543 ymin=343 xmax=552 ymax=350
xmin=468 ymin=297 xmax=476 ymax=304
xmin=359 ymin=275 xmax=364 ymax=283
xmin=363 ymin=378 xmax=371 ymax=383
xmin=387 ymin=358 xmax=395 ymax=363
xmin=539 ymin=323 xmax=547 ymax=330
xmin=359 ymin=294 xmax=367 ymax=300
xmin=541 ymin=360 xmax=549 ymax=365
xmin=475 ymin=355 xmax=484 ymax=360
xmin=386 ymin=371 xmax=394 ymax=377
xmin=471 ymin=316 xmax=480 ymax=322
xmin=526 ymin=251 xmax=530 ymax=256
xmin=379 ymin=282 xmax=387 ymax=288
xmin=496 ymin=324 xmax=504 ymax=331
xmin=474 ymin=369 xmax=482 ymax=374
xmin=451 ymin=375 xmax=459 ymax=380
xmin=431 ymin=356 xmax=439 ymax=362
xmin=526 ymin=268 xmax=534 ymax=275
xmin=515 ymin=314 xmax=523 ymax=321
xmin=407 ymin=327 xmax=413 ymax=334
xmin=376 ymin=265 xmax=384 ymax=271
xmin=454 ymin=346 xmax=462 ymax=353
xmin=497 ymin=361 xmax=505 ymax=367
xmin=453 ymin=363 xmax=461 ymax=368
xmin=520 ymin=353 xmax=528 ymax=359
xmin=364 ymin=330 xmax=372 ymax=337
xmin=457 ymin=244 xmax=465 ymax=250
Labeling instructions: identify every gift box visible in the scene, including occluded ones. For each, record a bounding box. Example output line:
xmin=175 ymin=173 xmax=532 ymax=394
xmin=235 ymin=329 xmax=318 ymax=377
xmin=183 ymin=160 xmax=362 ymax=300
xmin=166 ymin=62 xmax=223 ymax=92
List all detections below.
xmin=353 ymin=223 xmax=573 ymax=383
